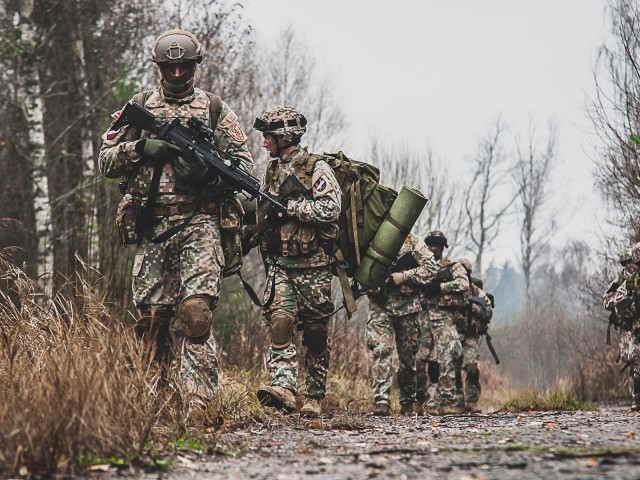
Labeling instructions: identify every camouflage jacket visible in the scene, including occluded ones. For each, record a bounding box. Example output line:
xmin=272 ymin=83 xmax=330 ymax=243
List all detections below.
xmin=604 ymin=268 xmax=640 ymax=325
xmin=425 ymin=257 xmax=470 ymax=309
xmin=99 ymin=87 xmax=253 ymax=223
xmin=369 ymin=234 xmax=437 ymax=316
xmin=261 ymin=145 xmax=341 ymax=269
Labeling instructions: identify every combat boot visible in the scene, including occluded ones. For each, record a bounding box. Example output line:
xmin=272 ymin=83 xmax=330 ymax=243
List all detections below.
xmin=372 ymin=402 xmax=391 ymax=416
xmin=400 ymin=403 xmax=416 ymax=416
xmin=256 ymin=385 xmax=296 ymax=414
xmin=300 ymin=397 xmax=322 ymax=418
xmin=465 ymin=402 xmax=481 ymax=414
xmin=440 ymin=404 xmax=465 ymax=415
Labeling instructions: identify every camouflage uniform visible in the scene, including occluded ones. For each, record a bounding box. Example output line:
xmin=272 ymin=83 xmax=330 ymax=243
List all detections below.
xmin=366 ymin=235 xmax=437 ymax=408
xmin=604 ymin=250 xmax=640 ymax=410
xmin=456 ymin=283 xmax=493 ymax=406
xmin=418 ymin=257 xmax=468 ymax=408
xmin=99 ymin=86 xmax=252 ymax=400
xmin=259 ymin=145 xmax=341 ymax=401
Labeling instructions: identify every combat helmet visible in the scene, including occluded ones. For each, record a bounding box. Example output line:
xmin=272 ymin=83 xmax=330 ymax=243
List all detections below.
xmin=152 ymin=29 xmax=202 ymax=98
xmin=620 ymin=247 xmax=634 ymax=265
xmin=424 ymin=230 xmax=448 ymax=248
xmin=253 ymin=106 xmax=307 ymax=143
xmin=152 ymin=29 xmax=203 ymax=64
xmin=459 ymin=257 xmax=472 ymax=273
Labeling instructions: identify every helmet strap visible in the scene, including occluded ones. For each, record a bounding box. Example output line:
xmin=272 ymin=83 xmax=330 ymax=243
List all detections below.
xmin=161 ymin=77 xmax=195 ymax=98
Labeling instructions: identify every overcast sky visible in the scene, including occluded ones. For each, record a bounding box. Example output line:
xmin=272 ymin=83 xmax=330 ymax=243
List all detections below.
xmin=242 ymin=0 xmax=609 ymax=268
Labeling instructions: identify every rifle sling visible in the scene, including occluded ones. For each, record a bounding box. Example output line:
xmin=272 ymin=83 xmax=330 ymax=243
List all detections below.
xmin=237 ymin=268 xmax=276 ymax=309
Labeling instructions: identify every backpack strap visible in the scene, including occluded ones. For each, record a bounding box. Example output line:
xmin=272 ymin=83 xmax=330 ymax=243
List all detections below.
xmin=206 ymin=93 xmax=223 ymax=129
xmin=132 ymin=90 xmax=153 ymax=107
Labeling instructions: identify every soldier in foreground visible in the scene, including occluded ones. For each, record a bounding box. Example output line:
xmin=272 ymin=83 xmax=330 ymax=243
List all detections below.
xmin=417 ymin=231 xmax=468 ymax=414
xmin=99 ymin=30 xmax=252 ymax=401
xmin=249 ymin=106 xmax=341 ymax=418
xmin=365 ymin=233 xmax=437 ymax=416
xmin=603 ymin=246 xmax=640 ymax=411
xmin=456 ymin=259 xmax=493 ymax=412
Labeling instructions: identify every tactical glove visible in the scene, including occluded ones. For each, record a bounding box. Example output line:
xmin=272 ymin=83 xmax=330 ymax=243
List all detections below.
xmin=435 ymin=268 xmax=453 ymax=283
xmin=424 ymin=282 xmax=440 ymax=296
xmin=173 ymin=150 xmax=208 ymax=185
xmin=136 ymin=139 xmax=182 ymax=163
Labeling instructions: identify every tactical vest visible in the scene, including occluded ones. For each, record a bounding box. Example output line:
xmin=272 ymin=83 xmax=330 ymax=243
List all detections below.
xmin=126 ymin=88 xmax=223 ymax=207
xmin=262 ymin=150 xmax=337 ymax=263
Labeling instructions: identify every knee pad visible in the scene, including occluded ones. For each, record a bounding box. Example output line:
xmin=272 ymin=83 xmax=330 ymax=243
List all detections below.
xmin=269 ymin=310 xmax=296 ymax=349
xmin=466 ymin=364 xmax=480 ymax=386
xmin=428 ymin=361 xmax=440 ymax=384
xmin=179 ymin=295 xmax=212 ymax=344
xmin=302 ymin=323 xmax=328 ymax=356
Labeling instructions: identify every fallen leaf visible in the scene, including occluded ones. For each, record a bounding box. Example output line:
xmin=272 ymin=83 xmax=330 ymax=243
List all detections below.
xmin=626 ymin=431 xmax=636 ymax=439
xmin=547 ymin=422 xmax=557 ymax=429
xmin=309 ymin=421 xmax=322 ymax=428
xmin=584 ymin=457 xmax=598 ymax=467
xmin=18 ymin=466 xmax=28 ymax=476
xmin=88 ymin=464 xmax=111 ymax=472
xmin=298 ymin=449 xmax=312 ymax=455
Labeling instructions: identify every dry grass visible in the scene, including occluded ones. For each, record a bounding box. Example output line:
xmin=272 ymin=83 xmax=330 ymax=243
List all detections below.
xmin=498 ymin=380 xmax=597 ymax=412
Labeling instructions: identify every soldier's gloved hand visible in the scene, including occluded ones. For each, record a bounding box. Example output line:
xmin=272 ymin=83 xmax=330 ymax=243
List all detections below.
xmin=135 ymin=139 xmax=182 ymax=163
xmin=424 ymin=282 xmax=440 ymax=296
xmin=173 ymin=150 xmax=208 ymax=185
xmin=391 ymin=272 xmax=405 ymax=286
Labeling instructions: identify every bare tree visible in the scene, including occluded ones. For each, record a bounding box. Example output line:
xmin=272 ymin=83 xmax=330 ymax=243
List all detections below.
xmin=590 ymin=0 xmax=640 ymax=240
xmin=513 ymin=121 xmax=557 ymax=304
xmin=464 ymin=118 xmax=518 ymax=276
xmin=260 ymin=26 xmax=347 ymax=153
xmin=368 ymin=139 xmax=467 ymax=254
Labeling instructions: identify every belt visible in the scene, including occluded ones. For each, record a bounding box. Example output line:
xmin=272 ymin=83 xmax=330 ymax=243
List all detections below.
xmin=152 ymin=201 xmax=218 ymax=217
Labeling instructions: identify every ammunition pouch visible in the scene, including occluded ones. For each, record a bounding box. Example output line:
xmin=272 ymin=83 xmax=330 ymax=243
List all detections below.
xmin=220 ymin=195 xmax=244 ymax=276
xmin=116 ymin=194 xmax=143 ymax=246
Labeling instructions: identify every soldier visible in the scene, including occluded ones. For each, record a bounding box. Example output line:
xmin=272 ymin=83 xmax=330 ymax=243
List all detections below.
xmin=604 ymin=246 xmax=640 ymax=411
xmin=416 ymin=230 xmax=468 ymax=414
xmin=456 ymin=258 xmax=493 ymax=412
xmin=99 ymin=30 xmax=253 ymax=402
xmin=249 ymin=106 xmax=341 ymax=418
xmin=365 ymin=234 xmax=437 ymax=416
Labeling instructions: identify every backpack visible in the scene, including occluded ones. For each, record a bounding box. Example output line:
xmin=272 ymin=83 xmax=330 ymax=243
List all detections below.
xmin=266 ymin=151 xmax=398 ymax=275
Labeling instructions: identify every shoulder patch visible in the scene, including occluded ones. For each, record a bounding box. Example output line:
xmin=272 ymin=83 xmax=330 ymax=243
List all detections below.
xmin=314 ymin=177 xmax=328 ymax=192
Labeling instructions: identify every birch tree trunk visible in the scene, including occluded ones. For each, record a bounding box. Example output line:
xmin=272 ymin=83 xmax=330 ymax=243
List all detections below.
xmin=16 ymin=0 xmax=52 ymax=294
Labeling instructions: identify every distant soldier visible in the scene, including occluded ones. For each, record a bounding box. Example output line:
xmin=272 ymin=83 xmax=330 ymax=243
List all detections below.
xmin=249 ymin=106 xmax=341 ymax=418
xmin=456 ymin=258 xmax=493 ymax=412
xmin=99 ymin=29 xmax=253 ymax=402
xmin=604 ymin=246 xmax=640 ymax=411
xmin=365 ymin=234 xmax=437 ymax=416
xmin=417 ymin=230 xmax=468 ymax=414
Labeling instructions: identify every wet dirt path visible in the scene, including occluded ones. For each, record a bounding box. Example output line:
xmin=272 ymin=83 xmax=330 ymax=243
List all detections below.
xmin=151 ymin=408 xmax=640 ymax=479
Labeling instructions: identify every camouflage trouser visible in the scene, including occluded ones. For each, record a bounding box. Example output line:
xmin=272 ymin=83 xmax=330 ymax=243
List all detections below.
xmin=132 ymin=213 xmax=223 ymax=401
xmin=365 ymin=310 xmax=420 ymax=406
xmin=455 ymin=333 xmax=480 ymax=405
xmin=416 ymin=310 xmax=437 ymax=404
xmin=620 ymin=330 xmax=640 ymax=402
xmin=419 ymin=308 xmax=462 ymax=406
xmin=262 ymin=264 xmax=334 ymax=399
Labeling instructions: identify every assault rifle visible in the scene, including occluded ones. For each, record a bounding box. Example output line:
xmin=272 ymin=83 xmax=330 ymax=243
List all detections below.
xmin=111 ymin=101 xmax=286 ymax=214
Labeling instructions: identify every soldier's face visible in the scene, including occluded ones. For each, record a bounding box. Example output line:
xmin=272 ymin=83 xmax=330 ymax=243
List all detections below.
xmin=262 ymin=133 xmax=278 ymax=157
xmin=626 ymin=262 xmax=638 ymax=274
xmin=427 ymin=244 xmax=443 ymax=259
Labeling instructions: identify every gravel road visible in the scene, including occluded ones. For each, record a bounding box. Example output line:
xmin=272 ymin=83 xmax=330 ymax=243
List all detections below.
xmin=141 ymin=408 xmax=640 ymax=479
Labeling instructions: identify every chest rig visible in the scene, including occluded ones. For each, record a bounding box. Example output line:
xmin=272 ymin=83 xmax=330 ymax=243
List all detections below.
xmin=263 ymin=151 xmax=335 ymax=259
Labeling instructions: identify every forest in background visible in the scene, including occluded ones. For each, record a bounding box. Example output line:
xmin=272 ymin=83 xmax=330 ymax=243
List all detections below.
xmin=1 ymin=0 xmax=640 ymax=404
